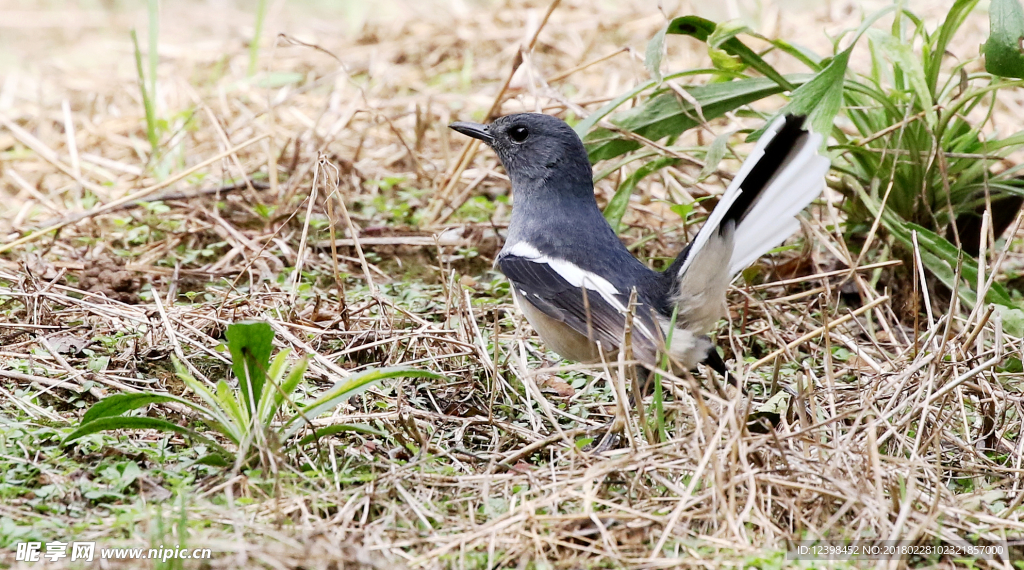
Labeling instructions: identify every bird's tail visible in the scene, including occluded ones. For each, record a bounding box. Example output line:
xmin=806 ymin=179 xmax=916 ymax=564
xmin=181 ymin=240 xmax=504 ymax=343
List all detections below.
xmin=672 ymin=115 xmax=830 ymax=279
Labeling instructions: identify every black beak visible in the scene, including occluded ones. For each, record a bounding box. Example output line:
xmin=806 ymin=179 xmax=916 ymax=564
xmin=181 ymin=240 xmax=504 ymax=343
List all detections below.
xmin=449 ymin=121 xmax=494 ymax=145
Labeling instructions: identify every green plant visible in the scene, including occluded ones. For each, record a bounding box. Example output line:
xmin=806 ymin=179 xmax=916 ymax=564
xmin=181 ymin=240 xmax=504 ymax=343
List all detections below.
xmin=64 ymin=321 xmax=441 ymax=468
xmin=249 ymin=0 xmax=269 ymax=77
xmin=581 ymin=0 xmax=1024 ymax=313
xmin=130 ymin=0 xmax=160 ymax=153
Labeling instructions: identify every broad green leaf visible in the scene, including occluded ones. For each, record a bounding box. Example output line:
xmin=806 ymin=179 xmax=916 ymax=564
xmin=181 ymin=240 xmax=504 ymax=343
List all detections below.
xmin=996 ymin=306 xmax=1024 ymax=337
xmin=646 ymin=24 xmax=668 ymax=82
xmin=574 ymin=78 xmax=658 ymax=139
xmin=573 ymin=67 xmax=742 ymax=140
xmin=194 ymin=454 xmax=230 ymax=467
xmin=297 ymin=424 xmax=384 ymax=446
xmin=708 ymin=20 xmax=752 ymax=49
xmin=697 ymin=130 xmax=731 ymax=182
xmin=667 ymin=15 xmax=794 ymax=89
xmin=225 ymin=321 xmax=274 ymax=417
xmin=668 ymin=201 xmax=694 ymax=220
xmin=282 ymin=367 xmax=443 ymax=439
xmin=267 ymin=348 xmax=291 ymax=385
xmin=586 ymin=76 xmax=792 ymax=162
xmin=604 ymin=157 xmax=678 ymax=232
xmin=593 ymin=149 xmax=662 ymax=182
xmin=984 ymin=0 xmax=1024 ymax=78
xmin=760 ymin=390 xmax=791 ymax=415
xmin=64 ymin=417 xmax=231 ymax=458
xmin=748 ymin=391 xmax=790 ymax=432
xmin=709 ymin=47 xmax=746 ymax=73
xmin=81 ymin=393 xmax=195 ymax=424
xmin=751 ymin=48 xmax=850 ymax=141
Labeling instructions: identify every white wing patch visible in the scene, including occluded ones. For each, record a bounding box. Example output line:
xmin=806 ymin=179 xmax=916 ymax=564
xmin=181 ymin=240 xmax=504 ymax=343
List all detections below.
xmin=504 ymin=241 xmax=626 ymax=312
xmin=503 ymin=241 xmax=660 ymax=342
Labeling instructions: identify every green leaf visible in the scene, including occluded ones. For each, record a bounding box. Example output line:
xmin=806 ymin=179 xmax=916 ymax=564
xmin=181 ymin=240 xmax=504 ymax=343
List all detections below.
xmin=929 ymin=0 xmax=981 ymax=91
xmin=194 ymin=454 xmax=230 ymax=467
xmin=996 ymin=306 xmax=1024 ymax=337
xmin=851 ymin=183 xmax=1018 ymax=309
xmin=603 ymin=156 xmax=678 ymax=232
xmin=709 ymin=47 xmax=746 ymax=73
xmin=697 ymin=130 xmax=731 ymax=182
xmin=174 ymin=365 xmax=241 ymax=442
xmin=214 ymin=379 xmax=247 ymax=438
xmin=758 ymin=390 xmax=792 ymax=415
xmin=258 ymin=349 xmax=292 ymax=421
xmin=867 ymin=29 xmax=934 ymax=121
xmin=81 ymin=393 xmax=193 ymax=425
xmin=747 ymin=391 xmax=790 ymax=433
xmin=984 ymin=0 xmax=1024 ymax=78
xmin=667 ymin=15 xmax=795 ymax=89
xmin=906 ymin=222 xmax=1017 ymax=308
xmin=574 ymin=79 xmax=659 ymax=140
xmin=264 ymin=356 xmax=308 ymax=426
xmin=282 ymin=367 xmax=443 ymax=440
xmin=751 ymin=48 xmax=850 ymax=141
xmin=63 ymin=417 xmax=231 ymax=458
xmin=646 ymin=24 xmax=668 ymax=82
xmin=708 ymin=20 xmax=751 ymax=49
xmin=296 ymin=424 xmax=384 ymax=446
xmin=669 ymin=201 xmax=694 ymax=220
xmin=585 ymin=76 xmax=792 ymax=162
xmin=266 ymin=347 xmax=291 ymax=385
xmin=225 ymin=321 xmax=274 ymax=418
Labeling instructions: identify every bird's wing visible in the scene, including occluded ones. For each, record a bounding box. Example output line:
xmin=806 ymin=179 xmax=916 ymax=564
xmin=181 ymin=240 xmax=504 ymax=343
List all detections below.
xmin=498 ymin=248 xmax=663 ymax=364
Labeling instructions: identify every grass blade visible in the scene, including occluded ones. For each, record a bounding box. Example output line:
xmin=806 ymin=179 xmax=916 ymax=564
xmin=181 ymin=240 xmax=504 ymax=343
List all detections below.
xmin=282 ymin=367 xmax=443 ymax=439
xmin=603 ymin=156 xmax=678 ymax=232
xmin=248 ymin=0 xmax=269 ymax=77
xmin=297 ymin=424 xmax=384 ymax=446
xmin=130 ymin=29 xmax=158 ymax=153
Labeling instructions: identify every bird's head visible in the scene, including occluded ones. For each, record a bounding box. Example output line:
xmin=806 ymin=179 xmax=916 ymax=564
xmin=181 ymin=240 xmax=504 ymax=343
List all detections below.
xmin=449 ymin=113 xmax=593 ymax=194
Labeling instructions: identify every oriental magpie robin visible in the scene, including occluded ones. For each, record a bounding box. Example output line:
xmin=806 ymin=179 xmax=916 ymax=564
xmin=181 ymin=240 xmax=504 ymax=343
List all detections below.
xmin=449 ymin=113 xmax=829 ymax=380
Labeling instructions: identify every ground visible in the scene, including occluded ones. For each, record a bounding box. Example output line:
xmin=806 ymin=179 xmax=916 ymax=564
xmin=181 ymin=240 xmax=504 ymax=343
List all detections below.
xmin=1 ymin=0 xmax=1023 ymax=569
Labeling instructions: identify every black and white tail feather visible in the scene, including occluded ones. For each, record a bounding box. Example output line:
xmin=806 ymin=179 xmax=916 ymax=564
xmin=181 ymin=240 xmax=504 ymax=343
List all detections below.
xmin=664 ymin=115 xmax=830 ymax=368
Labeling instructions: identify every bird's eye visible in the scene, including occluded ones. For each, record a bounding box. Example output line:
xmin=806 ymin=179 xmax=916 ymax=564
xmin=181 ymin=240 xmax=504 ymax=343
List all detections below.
xmin=509 ymin=125 xmax=530 ymax=143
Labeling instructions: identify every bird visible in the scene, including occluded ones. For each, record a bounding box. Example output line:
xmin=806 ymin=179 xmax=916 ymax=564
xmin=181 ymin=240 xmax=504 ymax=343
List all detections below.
xmin=449 ymin=113 xmax=830 ymax=384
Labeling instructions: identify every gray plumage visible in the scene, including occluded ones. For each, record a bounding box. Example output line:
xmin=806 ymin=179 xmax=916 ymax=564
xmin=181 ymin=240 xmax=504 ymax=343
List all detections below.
xmin=449 ymin=113 xmax=829 ymax=374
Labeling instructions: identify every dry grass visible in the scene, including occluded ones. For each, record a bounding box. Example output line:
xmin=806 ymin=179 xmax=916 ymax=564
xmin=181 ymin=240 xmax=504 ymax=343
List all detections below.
xmin=1 ymin=0 xmax=1023 ymax=568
